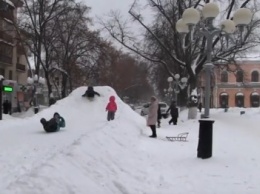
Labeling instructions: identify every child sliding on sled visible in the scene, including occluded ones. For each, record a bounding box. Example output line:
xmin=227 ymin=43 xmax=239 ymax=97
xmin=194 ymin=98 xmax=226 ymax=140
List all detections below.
xmin=106 ymin=96 xmax=117 ymax=121
xmin=40 ymin=112 xmax=65 ymax=132
xmin=82 ymin=86 xmax=100 ymax=101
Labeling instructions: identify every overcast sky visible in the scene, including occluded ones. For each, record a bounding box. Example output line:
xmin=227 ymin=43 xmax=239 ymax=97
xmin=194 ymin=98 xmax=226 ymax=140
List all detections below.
xmin=82 ymin=0 xmax=133 ymax=19
xmin=80 ymin=0 xmax=260 ymax=57
xmin=80 ymin=0 xmax=152 ymax=49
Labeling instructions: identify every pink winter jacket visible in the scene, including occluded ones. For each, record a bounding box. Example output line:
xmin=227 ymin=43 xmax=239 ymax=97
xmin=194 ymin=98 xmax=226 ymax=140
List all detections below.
xmin=106 ymin=96 xmax=117 ymax=112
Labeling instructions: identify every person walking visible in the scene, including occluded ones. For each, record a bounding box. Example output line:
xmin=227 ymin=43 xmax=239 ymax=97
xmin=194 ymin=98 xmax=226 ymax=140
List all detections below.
xmin=198 ymin=102 xmax=202 ymax=113
xmin=157 ymin=104 xmax=162 ymax=128
xmin=167 ymin=101 xmax=179 ymax=125
xmin=106 ymin=96 xmax=117 ymax=121
xmin=3 ymin=100 xmax=9 ymax=114
xmin=147 ymin=96 xmax=158 ymax=138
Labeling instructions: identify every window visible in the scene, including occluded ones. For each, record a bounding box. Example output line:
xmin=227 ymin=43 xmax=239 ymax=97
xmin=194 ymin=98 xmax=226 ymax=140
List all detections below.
xmin=251 ymin=93 xmax=259 ymax=107
xmin=235 ymin=93 xmax=244 ymax=107
xmin=251 ymin=71 xmax=259 ymax=82
xmin=0 ymin=42 xmax=13 ymax=57
xmin=219 ymin=93 xmax=229 ymax=108
xmin=236 ymin=70 xmax=243 ymax=82
xmin=9 ymin=70 xmax=12 ymax=80
xmin=0 ymin=68 xmax=5 ymax=76
xmin=221 ymin=71 xmax=228 ymax=83
xmin=3 ymin=20 xmax=14 ymax=32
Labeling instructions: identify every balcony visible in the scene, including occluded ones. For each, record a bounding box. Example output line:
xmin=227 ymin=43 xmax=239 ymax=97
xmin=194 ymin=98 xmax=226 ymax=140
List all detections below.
xmin=17 ymin=44 xmax=24 ymax=55
xmin=0 ymin=54 xmax=12 ymax=64
xmin=11 ymin=0 xmax=23 ymax=8
xmin=0 ymin=10 xmax=14 ymax=21
xmin=16 ymin=63 xmax=26 ymax=72
xmin=0 ymin=31 xmax=13 ymax=43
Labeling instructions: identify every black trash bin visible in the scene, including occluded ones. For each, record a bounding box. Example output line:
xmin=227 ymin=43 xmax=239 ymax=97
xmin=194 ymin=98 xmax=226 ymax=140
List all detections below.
xmin=34 ymin=106 xmax=39 ymax=114
xmin=197 ymin=119 xmax=215 ymax=159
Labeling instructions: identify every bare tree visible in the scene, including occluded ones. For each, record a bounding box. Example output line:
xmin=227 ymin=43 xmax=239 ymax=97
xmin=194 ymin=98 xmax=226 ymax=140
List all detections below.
xmin=96 ymin=42 xmax=153 ymax=101
xmin=101 ymin=0 xmax=260 ymax=95
xmin=18 ymin=0 xmax=73 ymax=102
xmin=18 ymin=0 xmax=105 ymax=100
xmin=50 ymin=2 xmax=102 ymax=97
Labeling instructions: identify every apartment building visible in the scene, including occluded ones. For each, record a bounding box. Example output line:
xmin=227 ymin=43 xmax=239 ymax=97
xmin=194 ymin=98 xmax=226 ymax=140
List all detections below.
xmin=0 ymin=0 xmax=29 ymax=110
xmin=199 ymin=60 xmax=260 ymax=108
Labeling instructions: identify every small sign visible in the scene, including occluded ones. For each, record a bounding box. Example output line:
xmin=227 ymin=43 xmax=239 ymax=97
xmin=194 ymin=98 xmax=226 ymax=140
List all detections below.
xmin=2 ymin=85 xmax=13 ymax=92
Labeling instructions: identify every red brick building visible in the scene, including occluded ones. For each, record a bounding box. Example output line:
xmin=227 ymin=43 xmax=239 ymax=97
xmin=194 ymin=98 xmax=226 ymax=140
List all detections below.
xmin=199 ymin=60 xmax=260 ymax=108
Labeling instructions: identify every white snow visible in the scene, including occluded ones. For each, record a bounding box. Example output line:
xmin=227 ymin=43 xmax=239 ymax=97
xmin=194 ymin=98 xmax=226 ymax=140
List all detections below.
xmin=0 ymin=39 xmax=14 ymax=46
xmin=3 ymin=18 xmax=13 ymax=24
xmin=236 ymin=92 xmax=244 ymax=96
xmin=251 ymin=92 xmax=259 ymax=96
xmin=1 ymin=86 xmax=260 ymax=194
xmin=5 ymin=0 xmax=15 ymax=8
xmin=191 ymin=88 xmax=197 ymax=96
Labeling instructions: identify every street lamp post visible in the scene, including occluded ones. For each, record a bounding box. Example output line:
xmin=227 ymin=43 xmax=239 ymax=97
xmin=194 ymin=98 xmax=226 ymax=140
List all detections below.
xmin=163 ymin=88 xmax=170 ymax=103
xmin=168 ymin=75 xmax=188 ymax=106
xmin=27 ymin=74 xmax=45 ymax=114
xmin=0 ymin=75 xmax=4 ymax=120
xmin=176 ymin=3 xmax=252 ymax=118
xmin=167 ymin=77 xmax=173 ymax=103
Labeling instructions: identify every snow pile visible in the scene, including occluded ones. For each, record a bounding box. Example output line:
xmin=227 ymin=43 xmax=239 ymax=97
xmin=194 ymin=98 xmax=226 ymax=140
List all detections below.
xmin=1 ymin=86 xmax=260 ymax=194
xmin=0 ymin=86 xmax=144 ymax=194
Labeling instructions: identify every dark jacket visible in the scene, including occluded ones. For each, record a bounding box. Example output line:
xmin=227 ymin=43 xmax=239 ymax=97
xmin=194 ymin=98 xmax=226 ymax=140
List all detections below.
xmin=167 ymin=104 xmax=179 ymax=117
xmin=41 ymin=113 xmax=66 ymax=133
xmin=3 ymin=100 xmax=9 ymax=114
xmin=82 ymin=86 xmax=100 ymax=98
xmin=157 ymin=104 xmax=162 ymax=120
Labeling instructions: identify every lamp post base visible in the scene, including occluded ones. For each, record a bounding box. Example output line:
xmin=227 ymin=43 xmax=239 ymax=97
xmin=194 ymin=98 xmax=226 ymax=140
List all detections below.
xmin=201 ymin=114 xmax=209 ymax=119
xmin=34 ymin=107 xmax=39 ymax=114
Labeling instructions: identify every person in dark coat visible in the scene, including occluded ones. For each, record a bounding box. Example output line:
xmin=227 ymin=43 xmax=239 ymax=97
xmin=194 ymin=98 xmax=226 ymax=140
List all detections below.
xmin=82 ymin=86 xmax=100 ymax=100
xmin=166 ymin=101 xmax=179 ymax=125
xmin=157 ymin=104 xmax=162 ymax=128
xmin=40 ymin=112 xmax=65 ymax=133
xmin=49 ymin=97 xmax=56 ymax=106
xmin=3 ymin=100 xmax=9 ymax=114
xmin=198 ymin=102 xmax=202 ymax=112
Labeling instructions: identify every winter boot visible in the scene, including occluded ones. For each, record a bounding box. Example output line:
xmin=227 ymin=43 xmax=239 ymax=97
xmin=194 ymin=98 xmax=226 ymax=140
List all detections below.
xmin=40 ymin=118 xmax=47 ymax=126
xmin=150 ymin=127 xmax=157 ymax=138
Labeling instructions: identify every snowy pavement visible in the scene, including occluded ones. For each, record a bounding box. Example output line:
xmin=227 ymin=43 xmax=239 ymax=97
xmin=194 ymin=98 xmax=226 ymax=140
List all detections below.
xmin=1 ymin=87 xmax=260 ymax=194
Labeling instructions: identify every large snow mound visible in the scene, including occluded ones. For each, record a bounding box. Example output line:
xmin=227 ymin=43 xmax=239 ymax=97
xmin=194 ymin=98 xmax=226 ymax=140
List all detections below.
xmin=0 ymin=86 xmax=145 ymax=193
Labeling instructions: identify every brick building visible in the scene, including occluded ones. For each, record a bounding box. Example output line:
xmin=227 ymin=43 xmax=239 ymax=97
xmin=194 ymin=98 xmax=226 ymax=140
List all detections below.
xmin=0 ymin=0 xmax=27 ymax=83
xmin=0 ymin=0 xmax=29 ymax=111
xmin=199 ymin=60 xmax=260 ymax=108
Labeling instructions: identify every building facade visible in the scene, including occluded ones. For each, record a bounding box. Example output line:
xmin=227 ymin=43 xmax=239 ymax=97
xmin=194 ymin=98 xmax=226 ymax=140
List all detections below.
xmin=199 ymin=60 xmax=260 ymax=108
xmin=0 ymin=0 xmax=29 ymax=110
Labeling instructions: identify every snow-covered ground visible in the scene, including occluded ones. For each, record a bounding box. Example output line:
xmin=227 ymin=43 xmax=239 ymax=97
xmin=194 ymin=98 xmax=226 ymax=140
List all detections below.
xmin=0 ymin=86 xmax=260 ymax=194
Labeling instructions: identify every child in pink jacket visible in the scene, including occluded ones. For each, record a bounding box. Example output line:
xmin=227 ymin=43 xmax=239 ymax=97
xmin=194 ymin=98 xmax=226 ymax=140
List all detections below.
xmin=106 ymin=96 xmax=117 ymax=121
